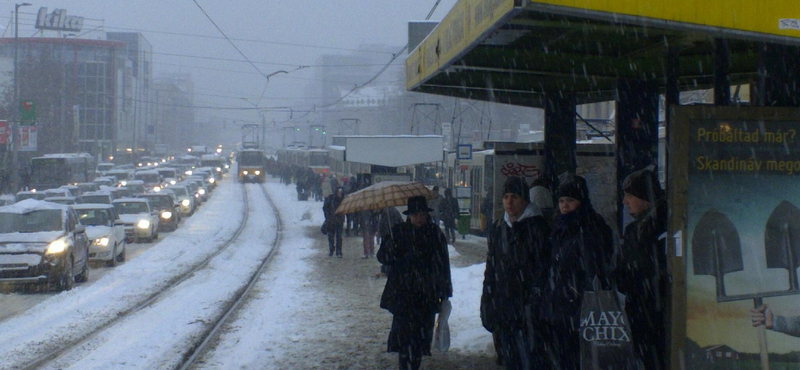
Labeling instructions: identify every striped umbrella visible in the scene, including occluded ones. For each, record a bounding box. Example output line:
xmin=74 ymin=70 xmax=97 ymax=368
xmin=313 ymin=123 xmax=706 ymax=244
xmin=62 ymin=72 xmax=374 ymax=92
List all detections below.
xmin=335 ymin=181 xmax=435 ymax=215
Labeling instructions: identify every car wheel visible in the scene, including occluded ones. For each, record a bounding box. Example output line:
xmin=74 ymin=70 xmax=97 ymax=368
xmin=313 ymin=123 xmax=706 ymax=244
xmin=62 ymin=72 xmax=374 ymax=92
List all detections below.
xmin=117 ymin=243 xmax=126 ymax=263
xmin=75 ymin=258 xmax=89 ymax=283
xmin=52 ymin=257 xmax=75 ymax=292
xmin=106 ymin=243 xmax=118 ymax=267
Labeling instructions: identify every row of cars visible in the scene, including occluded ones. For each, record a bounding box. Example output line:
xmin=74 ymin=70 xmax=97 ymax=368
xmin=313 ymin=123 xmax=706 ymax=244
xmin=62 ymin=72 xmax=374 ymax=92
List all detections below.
xmin=0 ymin=159 xmax=225 ymax=292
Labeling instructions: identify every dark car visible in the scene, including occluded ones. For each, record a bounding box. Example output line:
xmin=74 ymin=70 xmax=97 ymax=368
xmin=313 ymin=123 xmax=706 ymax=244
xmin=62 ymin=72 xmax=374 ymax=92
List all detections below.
xmin=0 ymin=200 xmax=90 ymax=291
xmin=137 ymin=193 xmax=181 ymax=232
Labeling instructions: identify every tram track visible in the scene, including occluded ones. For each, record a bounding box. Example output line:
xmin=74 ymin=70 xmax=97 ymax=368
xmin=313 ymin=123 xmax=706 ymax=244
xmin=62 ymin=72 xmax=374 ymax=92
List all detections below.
xmin=19 ymin=181 xmax=285 ymax=370
xmin=15 ymin=183 xmax=252 ymax=370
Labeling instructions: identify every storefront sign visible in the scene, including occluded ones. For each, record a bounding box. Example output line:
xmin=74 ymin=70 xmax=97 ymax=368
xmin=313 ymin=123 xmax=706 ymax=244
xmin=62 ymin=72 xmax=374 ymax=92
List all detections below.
xmin=36 ymin=8 xmax=84 ymax=32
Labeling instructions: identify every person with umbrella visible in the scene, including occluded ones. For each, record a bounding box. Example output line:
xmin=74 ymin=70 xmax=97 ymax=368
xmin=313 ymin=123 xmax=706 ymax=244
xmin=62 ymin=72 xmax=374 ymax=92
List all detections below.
xmin=481 ymin=176 xmax=551 ymax=370
xmin=544 ymin=173 xmax=614 ymax=370
xmin=612 ymin=168 xmax=668 ymax=370
xmin=378 ymin=196 xmax=452 ymax=370
xmin=323 ymin=187 xmax=346 ymax=257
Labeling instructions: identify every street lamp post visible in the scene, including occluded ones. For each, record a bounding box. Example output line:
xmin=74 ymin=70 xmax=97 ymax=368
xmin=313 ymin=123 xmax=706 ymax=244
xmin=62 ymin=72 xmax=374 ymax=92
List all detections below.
xmin=12 ymin=2 xmax=31 ymax=192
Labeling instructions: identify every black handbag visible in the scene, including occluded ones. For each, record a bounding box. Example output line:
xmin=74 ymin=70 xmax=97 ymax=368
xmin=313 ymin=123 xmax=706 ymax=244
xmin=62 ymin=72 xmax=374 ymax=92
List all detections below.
xmin=321 ymin=220 xmax=329 ymax=235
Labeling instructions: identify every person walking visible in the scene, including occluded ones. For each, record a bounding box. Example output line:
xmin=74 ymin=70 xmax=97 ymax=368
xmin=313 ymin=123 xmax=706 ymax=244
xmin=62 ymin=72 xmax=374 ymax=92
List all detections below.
xmin=323 ymin=187 xmax=345 ymax=257
xmin=481 ymin=177 xmax=551 ymax=370
xmin=440 ymin=188 xmax=459 ymax=243
xmin=361 ymin=208 xmax=379 ymax=258
xmin=428 ymin=186 xmax=442 ymax=227
xmin=378 ymin=196 xmax=452 ymax=370
xmin=378 ymin=206 xmax=404 ymax=247
xmin=613 ymin=168 xmax=668 ymax=370
xmin=544 ymin=174 xmax=614 ymax=370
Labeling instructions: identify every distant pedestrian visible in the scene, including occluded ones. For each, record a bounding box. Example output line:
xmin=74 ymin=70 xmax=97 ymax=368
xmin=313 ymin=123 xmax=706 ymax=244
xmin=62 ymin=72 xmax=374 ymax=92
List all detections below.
xmin=613 ymin=168 xmax=668 ymax=370
xmin=361 ymin=209 xmax=378 ymax=258
xmin=323 ymin=187 xmax=345 ymax=257
xmin=428 ymin=186 xmax=442 ymax=227
xmin=440 ymin=188 xmax=459 ymax=243
xmin=544 ymin=174 xmax=614 ymax=370
xmin=481 ymin=177 xmax=551 ymax=370
xmin=378 ymin=196 xmax=452 ymax=370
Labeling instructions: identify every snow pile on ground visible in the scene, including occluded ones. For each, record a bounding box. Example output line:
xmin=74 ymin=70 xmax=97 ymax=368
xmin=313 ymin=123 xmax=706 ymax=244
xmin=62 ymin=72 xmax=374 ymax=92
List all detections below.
xmin=449 ymin=262 xmax=493 ymax=354
xmin=197 ymin=182 xmax=323 ymax=370
xmin=0 ymin=178 xmax=245 ymax=369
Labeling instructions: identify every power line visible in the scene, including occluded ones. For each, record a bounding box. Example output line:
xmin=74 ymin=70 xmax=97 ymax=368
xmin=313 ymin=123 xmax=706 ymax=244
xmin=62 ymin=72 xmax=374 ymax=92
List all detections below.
xmin=10 ymin=12 xmax=396 ymax=55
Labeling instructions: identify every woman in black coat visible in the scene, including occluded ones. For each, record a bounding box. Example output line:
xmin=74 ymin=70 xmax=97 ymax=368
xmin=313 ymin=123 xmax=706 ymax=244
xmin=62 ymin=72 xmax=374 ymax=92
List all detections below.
xmin=544 ymin=174 xmax=614 ymax=370
xmin=378 ymin=196 xmax=452 ymax=370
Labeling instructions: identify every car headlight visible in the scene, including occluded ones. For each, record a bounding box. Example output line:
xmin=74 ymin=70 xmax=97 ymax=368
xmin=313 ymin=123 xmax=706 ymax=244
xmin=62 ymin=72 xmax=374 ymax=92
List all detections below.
xmin=255 ymin=171 xmax=261 ymax=175
xmin=208 ymin=178 xmax=216 ymax=184
xmin=243 ymin=170 xmax=249 ymax=175
xmin=120 ymin=181 xmax=127 ymax=186
xmin=194 ymin=193 xmax=200 ymax=198
xmin=216 ymin=167 xmax=221 ymax=172
xmin=198 ymin=188 xmax=206 ymax=195
xmin=161 ymin=211 xmax=173 ymax=219
xmin=94 ymin=237 xmax=110 ymax=247
xmin=185 ymin=170 xmax=193 ymax=176
xmin=224 ymin=164 xmax=230 ymax=169
xmin=154 ymin=186 xmax=161 ymax=192
xmin=46 ymin=239 xmax=68 ymax=255
xmin=137 ymin=220 xmax=151 ymax=229
xmin=181 ymin=199 xmax=191 ymax=207
xmin=169 ymin=180 xmax=176 ymax=185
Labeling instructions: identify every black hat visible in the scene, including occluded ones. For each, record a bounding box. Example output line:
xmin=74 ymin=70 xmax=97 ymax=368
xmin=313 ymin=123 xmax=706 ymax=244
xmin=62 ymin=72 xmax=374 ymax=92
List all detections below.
xmin=502 ymin=176 xmax=530 ymax=202
xmin=556 ymin=173 xmax=590 ymax=204
xmin=623 ymin=168 xmax=664 ymax=202
xmin=404 ymin=196 xmax=434 ymax=215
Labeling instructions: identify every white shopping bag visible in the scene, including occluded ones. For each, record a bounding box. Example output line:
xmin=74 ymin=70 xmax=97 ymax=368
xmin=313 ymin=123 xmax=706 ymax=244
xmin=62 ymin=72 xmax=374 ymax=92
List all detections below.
xmin=433 ymin=299 xmax=452 ymax=352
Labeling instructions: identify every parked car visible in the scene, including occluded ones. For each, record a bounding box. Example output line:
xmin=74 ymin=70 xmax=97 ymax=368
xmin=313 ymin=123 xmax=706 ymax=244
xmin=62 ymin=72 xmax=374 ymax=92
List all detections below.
xmin=77 ymin=191 xmax=115 ymax=205
xmin=112 ymin=198 xmax=159 ymax=243
xmin=73 ymin=204 xmax=126 ymax=267
xmin=138 ymin=193 xmax=181 ymax=232
xmin=0 ymin=199 xmax=90 ymax=291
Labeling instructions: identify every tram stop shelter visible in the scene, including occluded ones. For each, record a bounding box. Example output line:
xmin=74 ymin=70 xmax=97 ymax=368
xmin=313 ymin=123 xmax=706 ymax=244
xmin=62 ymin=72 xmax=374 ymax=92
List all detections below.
xmin=407 ymin=1 xmax=800 ymax=369
xmin=328 ymin=135 xmax=444 ymax=184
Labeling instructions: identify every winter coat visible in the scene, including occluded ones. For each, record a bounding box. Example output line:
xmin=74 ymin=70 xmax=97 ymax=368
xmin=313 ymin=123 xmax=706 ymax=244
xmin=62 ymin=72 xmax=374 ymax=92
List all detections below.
xmin=440 ymin=196 xmax=459 ymax=228
xmin=378 ymin=207 xmax=403 ymax=240
xmin=323 ymin=194 xmax=345 ymax=226
xmin=613 ymin=199 xmax=669 ymax=368
xmin=544 ymin=205 xmax=614 ymax=327
xmin=321 ymin=180 xmax=333 ymax=198
xmin=360 ymin=209 xmax=379 ymax=233
xmin=377 ymin=220 xmax=453 ymax=315
xmin=428 ymin=194 xmax=442 ymax=219
xmin=481 ymin=203 xmax=550 ymax=331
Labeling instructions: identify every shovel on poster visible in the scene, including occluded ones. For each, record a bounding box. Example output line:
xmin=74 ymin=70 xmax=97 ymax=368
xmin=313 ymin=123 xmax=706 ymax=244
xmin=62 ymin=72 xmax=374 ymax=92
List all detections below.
xmin=692 ymin=210 xmax=771 ymax=369
xmin=764 ymin=201 xmax=800 ymax=294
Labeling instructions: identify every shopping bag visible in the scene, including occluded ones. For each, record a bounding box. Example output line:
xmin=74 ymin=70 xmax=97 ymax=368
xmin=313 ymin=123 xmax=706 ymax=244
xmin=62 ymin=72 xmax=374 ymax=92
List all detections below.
xmin=320 ymin=220 xmax=329 ymax=235
xmin=579 ymin=289 xmax=637 ymax=370
xmin=433 ymin=299 xmax=452 ymax=352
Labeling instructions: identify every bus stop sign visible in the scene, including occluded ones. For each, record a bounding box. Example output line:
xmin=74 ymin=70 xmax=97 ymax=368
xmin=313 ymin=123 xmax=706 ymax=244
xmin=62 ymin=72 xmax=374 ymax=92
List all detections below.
xmin=457 ymin=144 xmax=472 ymax=160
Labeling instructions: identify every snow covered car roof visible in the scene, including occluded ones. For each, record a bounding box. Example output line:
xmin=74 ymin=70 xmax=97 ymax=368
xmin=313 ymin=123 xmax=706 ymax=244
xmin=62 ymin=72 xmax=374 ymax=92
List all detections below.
xmin=83 ymin=191 xmax=113 ymax=196
xmin=0 ymin=199 xmax=70 ymax=214
xmin=113 ymin=198 xmax=148 ymax=203
xmin=72 ymin=203 xmax=115 ymax=210
xmin=135 ymin=170 xmax=160 ymax=175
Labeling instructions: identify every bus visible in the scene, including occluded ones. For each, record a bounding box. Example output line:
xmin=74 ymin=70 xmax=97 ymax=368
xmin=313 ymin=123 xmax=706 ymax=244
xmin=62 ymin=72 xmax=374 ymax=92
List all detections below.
xmin=30 ymin=153 xmax=96 ymax=191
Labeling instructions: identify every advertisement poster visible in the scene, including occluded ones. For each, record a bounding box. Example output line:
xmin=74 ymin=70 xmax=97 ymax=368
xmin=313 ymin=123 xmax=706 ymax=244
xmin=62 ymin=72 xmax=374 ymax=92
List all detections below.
xmin=679 ymin=107 xmax=800 ymax=369
xmin=19 ymin=126 xmax=37 ymax=151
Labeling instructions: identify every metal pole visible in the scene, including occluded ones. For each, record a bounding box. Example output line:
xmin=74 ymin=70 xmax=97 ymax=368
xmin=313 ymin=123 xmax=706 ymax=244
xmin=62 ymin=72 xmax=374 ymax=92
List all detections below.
xmin=12 ymin=3 xmax=30 ymax=192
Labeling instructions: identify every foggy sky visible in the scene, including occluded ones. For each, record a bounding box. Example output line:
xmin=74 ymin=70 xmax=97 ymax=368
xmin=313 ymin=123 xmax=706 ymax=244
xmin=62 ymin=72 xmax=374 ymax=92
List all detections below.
xmin=2 ymin=0 xmax=459 ymax=126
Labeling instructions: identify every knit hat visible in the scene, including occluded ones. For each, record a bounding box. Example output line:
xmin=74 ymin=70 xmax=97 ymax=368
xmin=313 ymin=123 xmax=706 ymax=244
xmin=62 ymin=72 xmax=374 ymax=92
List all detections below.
xmin=622 ymin=168 xmax=664 ymax=202
xmin=502 ymin=176 xmax=530 ymax=202
xmin=556 ymin=173 xmax=590 ymax=204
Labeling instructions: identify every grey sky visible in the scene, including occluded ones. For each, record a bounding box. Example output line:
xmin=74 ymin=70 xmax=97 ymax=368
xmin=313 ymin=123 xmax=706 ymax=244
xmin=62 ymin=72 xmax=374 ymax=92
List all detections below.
xmin=4 ymin=0 xmax=458 ymax=124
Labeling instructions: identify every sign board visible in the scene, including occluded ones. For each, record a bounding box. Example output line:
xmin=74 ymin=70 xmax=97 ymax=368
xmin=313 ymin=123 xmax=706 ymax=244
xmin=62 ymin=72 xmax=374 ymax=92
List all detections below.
xmin=669 ymin=106 xmax=800 ymax=369
xmin=0 ymin=120 xmax=8 ymax=145
xmin=457 ymin=144 xmax=472 ymax=160
xmin=36 ymin=8 xmax=84 ymax=32
xmin=19 ymin=126 xmax=37 ymax=151
xmin=20 ymin=100 xmax=35 ymax=126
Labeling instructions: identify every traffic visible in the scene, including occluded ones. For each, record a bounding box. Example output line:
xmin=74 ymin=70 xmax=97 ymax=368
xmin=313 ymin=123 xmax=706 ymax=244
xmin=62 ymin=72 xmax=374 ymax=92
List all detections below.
xmin=0 ymin=150 xmax=231 ymax=292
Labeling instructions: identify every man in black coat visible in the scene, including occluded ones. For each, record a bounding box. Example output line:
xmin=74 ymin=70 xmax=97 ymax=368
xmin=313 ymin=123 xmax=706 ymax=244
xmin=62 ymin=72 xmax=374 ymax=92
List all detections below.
xmin=323 ymin=187 xmax=345 ymax=257
xmin=545 ymin=174 xmax=614 ymax=370
xmin=378 ymin=196 xmax=452 ymax=370
xmin=481 ymin=176 xmax=551 ymax=370
xmin=614 ymin=168 xmax=668 ymax=370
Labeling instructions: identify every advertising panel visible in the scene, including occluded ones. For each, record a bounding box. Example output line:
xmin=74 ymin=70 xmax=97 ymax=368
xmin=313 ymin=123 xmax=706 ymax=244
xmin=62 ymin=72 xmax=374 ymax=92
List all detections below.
xmin=491 ymin=142 xmax=545 ymax=221
xmin=670 ymin=106 xmax=800 ymax=370
xmin=19 ymin=126 xmax=37 ymax=152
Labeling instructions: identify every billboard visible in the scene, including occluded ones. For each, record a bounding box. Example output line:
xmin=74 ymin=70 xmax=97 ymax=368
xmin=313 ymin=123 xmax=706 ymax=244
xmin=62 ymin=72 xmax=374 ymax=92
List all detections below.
xmin=19 ymin=126 xmax=37 ymax=152
xmin=670 ymin=106 xmax=800 ymax=370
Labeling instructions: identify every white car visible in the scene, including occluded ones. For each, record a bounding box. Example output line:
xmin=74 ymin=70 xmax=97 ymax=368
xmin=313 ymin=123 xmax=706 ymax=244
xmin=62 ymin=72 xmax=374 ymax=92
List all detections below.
xmin=112 ymin=198 xmax=159 ymax=243
xmin=73 ymin=204 xmax=126 ymax=267
xmin=165 ymin=186 xmax=196 ymax=216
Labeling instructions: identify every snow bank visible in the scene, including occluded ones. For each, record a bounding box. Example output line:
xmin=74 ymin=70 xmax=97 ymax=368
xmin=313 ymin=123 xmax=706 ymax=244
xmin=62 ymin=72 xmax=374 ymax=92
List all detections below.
xmin=448 ymin=262 xmax=493 ymax=354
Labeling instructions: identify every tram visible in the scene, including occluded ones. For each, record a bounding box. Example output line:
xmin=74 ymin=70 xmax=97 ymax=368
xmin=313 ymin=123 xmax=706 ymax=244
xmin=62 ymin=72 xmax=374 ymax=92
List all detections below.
xmin=237 ymin=149 xmax=266 ymax=183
